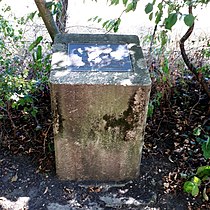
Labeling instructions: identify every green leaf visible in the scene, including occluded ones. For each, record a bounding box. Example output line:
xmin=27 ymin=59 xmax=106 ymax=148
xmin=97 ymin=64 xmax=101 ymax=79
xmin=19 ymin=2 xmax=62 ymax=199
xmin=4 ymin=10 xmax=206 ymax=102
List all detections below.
xmin=126 ymin=3 xmax=134 ymax=12
xmin=46 ymin=1 xmax=53 ymax=9
xmin=3 ymin=6 xmax=11 ymax=12
xmin=145 ymin=3 xmax=153 ymax=14
xmin=165 ymin=13 xmax=177 ymax=30
xmin=183 ymin=181 xmax=194 ymax=193
xmin=162 ymin=75 xmax=167 ymax=82
xmin=113 ymin=18 xmax=121 ymax=32
xmin=147 ymin=102 xmax=154 ymax=118
xmin=107 ymin=20 xmax=115 ymax=30
xmin=196 ymin=165 xmax=210 ymax=178
xmin=149 ymin=12 xmax=153 ymax=21
xmin=36 ymin=45 xmax=42 ymax=60
xmin=97 ymin=18 xmax=102 ymax=23
xmin=26 ymin=11 xmax=37 ymax=22
xmin=192 ymin=176 xmax=201 ymax=186
xmin=155 ymin=11 xmax=163 ymax=24
xmin=202 ymin=140 xmax=210 ymax=159
xmin=123 ymin=0 xmax=128 ymax=6
xmin=160 ymin=31 xmax=168 ymax=48
xmin=133 ymin=1 xmax=137 ymax=11
xmin=102 ymin=19 xmax=115 ymax=31
xmin=162 ymin=62 xmax=169 ymax=74
xmin=191 ymin=184 xmax=199 ymax=197
xmin=93 ymin=16 xmax=99 ymax=21
xmin=29 ymin=36 xmax=43 ymax=52
xmin=110 ymin=0 xmax=119 ymax=5
xmin=184 ymin=14 xmax=195 ymax=27
xmin=31 ymin=107 xmax=38 ymax=117
xmin=102 ymin=20 xmax=109 ymax=28
xmin=157 ymin=2 xmax=163 ymax=10
xmin=183 ymin=181 xmax=200 ymax=197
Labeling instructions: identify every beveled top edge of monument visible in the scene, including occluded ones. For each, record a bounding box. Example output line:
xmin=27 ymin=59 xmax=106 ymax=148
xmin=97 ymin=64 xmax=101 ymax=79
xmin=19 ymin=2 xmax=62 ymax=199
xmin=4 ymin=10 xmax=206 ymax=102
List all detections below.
xmin=54 ymin=33 xmax=140 ymax=45
xmin=49 ymin=70 xmax=151 ymax=86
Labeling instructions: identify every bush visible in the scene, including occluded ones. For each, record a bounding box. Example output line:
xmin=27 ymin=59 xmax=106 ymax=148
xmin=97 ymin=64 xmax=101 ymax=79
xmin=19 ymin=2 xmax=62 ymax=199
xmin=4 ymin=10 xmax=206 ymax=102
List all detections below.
xmin=0 ymin=4 xmax=52 ymax=144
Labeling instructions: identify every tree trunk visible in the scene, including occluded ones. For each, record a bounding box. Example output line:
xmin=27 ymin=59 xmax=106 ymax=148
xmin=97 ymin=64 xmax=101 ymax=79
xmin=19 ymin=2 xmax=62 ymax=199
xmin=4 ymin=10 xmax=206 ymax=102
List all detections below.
xmin=56 ymin=0 xmax=68 ymax=33
xmin=34 ymin=0 xmax=60 ymax=41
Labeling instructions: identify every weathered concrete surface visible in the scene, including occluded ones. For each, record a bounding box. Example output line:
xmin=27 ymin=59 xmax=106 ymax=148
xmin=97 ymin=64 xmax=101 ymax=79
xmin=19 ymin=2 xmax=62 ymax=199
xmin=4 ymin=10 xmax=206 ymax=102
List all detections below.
xmin=50 ymin=33 xmax=151 ymax=181
xmin=51 ymin=34 xmax=151 ymax=85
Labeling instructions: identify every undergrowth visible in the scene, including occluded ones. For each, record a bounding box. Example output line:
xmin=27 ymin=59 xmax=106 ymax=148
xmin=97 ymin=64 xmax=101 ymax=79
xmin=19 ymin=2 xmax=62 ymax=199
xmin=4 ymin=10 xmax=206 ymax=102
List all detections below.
xmin=0 ymin=2 xmax=209 ymax=206
xmin=0 ymin=4 xmax=54 ymax=170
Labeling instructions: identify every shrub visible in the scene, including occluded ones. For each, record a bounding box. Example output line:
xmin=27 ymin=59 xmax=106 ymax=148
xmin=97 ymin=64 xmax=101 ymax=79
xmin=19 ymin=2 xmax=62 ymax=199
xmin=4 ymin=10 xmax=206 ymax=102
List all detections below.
xmin=0 ymin=4 xmax=51 ymax=137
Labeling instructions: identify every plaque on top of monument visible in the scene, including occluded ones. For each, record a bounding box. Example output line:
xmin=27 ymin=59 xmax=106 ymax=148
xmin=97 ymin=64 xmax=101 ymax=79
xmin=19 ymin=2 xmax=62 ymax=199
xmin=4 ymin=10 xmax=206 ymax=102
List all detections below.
xmin=67 ymin=43 xmax=132 ymax=72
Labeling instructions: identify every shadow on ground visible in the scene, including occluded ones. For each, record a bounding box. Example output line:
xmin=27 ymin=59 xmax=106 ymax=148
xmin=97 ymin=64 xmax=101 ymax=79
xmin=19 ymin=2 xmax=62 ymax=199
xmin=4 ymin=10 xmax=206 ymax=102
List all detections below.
xmin=0 ymin=146 xmax=189 ymax=210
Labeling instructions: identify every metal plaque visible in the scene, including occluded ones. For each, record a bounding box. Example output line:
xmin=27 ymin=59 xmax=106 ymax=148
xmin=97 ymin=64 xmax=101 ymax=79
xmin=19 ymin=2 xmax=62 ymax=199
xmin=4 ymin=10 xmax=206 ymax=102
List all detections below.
xmin=67 ymin=43 xmax=132 ymax=72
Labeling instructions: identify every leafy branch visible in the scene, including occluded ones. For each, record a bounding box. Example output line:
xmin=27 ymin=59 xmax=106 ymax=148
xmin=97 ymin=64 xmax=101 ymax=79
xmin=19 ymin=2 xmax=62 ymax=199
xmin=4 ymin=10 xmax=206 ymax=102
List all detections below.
xmin=89 ymin=0 xmax=138 ymax=32
xmin=90 ymin=0 xmax=210 ymax=99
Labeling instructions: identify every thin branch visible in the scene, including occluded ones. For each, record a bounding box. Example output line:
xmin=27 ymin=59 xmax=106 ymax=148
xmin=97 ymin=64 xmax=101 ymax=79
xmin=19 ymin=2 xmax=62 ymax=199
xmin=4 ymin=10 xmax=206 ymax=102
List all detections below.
xmin=179 ymin=5 xmax=210 ymax=99
xmin=34 ymin=0 xmax=60 ymax=41
xmin=149 ymin=24 xmax=158 ymax=57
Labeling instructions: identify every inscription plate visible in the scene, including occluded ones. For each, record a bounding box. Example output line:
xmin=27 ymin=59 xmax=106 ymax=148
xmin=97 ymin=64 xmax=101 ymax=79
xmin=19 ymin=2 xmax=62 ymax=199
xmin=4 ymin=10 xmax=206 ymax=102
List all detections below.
xmin=67 ymin=43 xmax=132 ymax=72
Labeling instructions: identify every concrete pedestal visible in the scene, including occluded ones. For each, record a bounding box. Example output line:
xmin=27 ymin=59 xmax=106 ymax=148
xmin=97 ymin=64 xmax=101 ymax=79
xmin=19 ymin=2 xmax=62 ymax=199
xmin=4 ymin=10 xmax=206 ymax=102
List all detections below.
xmin=50 ymin=34 xmax=151 ymax=181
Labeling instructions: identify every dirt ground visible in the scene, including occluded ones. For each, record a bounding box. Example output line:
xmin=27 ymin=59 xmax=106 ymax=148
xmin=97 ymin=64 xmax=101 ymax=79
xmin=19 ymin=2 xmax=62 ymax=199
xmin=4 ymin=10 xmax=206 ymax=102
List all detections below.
xmin=1 ymin=76 xmax=209 ymax=210
xmin=0 ymin=147 xmax=189 ymax=210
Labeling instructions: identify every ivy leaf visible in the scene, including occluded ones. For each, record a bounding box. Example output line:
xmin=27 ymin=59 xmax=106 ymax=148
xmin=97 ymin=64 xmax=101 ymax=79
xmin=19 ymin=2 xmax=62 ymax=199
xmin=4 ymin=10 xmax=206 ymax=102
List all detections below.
xmin=165 ymin=13 xmax=177 ymax=30
xmin=184 ymin=14 xmax=195 ymax=27
xmin=145 ymin=3 xmax=153 ymax=14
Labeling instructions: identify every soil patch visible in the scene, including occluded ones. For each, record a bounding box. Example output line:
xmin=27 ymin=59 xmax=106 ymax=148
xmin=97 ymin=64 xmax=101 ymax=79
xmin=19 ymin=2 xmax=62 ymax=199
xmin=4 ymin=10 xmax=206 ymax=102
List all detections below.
xmin=0 ymin=76 xmax=209 ymax=210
